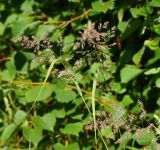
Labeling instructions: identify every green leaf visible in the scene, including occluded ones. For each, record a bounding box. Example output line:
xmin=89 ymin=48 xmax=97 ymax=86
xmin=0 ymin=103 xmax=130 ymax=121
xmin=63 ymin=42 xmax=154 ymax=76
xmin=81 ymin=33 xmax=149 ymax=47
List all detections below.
xmin=66 ymin=142 xmax=80 ymax=150
xmin=1 ymin=124 xmax=17 ymax=142
xmin=25 ymin=85 xmax=54 ymax=102
xmin=120 ymin=66 xmax=143 ymax=83
xmin=68 ymin=0 xmax=80 ymax=2
xmin=146 ymin=50 xmax=160 ymax=66
xmin=23 ymin=126 xmax=43 ymax=147
xmin=0 ymin=89 xmax=4 ymax=100
xmin=33 ymin=114 xmax=56 ymax=132
xmin=149 ymin=0 xmax=160 ymax=7
xmin=42 ymin=113 xmax=56 ymax=131
xmin=111 ymin=82 xmax=126 ymax=94
xmin=152 ymin=24 xmax=160 ymax=35
xmin=144 ymin=38 xmax=160 ymax=50
xmin=60 ymin=122 xmax=83 ymax=136
xmin=130 ymin=7 xmax=150 ymax=18
xmin=101 ymin=126 xmax=113 ymax=138
xmin=21 ymin=0 xmax=34 ymax=13
xmin=119 ymin=132 xmax=132 ymax=148
xmin=121 ymin=95 xmax=133 ymax=107
xmin=132 ymin=46 xmax=145 ymax=66
xmin=5 ymin=14 xmax=18 ymax=26
xmin=118 ymin=8 xmax=125 ymax=22
xmin=54 ymin=142 xmax=80 ymax=150
xmin=120 ymin=19 xmax=142 ymax=40
xmin=0 ymin=60 xmax=16 ymax=80
xmin=54 ymin=143 xmax=65 ymax=150
xmin=36 ymin=24 xmax=56 ymax=41
xmin=12 ymin=15 xmax=31 ymax=36
xmin=51 ymin=108 xmax=65 ymax=118
xmin=0 ymin=22 xmax=5 ymax=35
xmin=118 ymin=21 xmax=129 ymax=33
xmin=55 ymin=89 xmax=77 ymax=103
xmin=6 ymin=61 xmax=16 ymax=79
xmin=0 ymin=70 xmax=13 ymax=80
xmin=64 ymin=34 xmax=75 ymax=50
xmin=91 ymin=0 xmax=114 ymax=13
xmin=144 ymin=67 xmax=160 ymax=75
xmin=0 ymin=2 xmax=5 ymax=11
xmin=71 ymin=114 xmax=83 ymax=120
xmin=14 ymin=110 xmax=27 ymax=125
xmin=155 ymin=78 xmax=160 ymax=88
xmin=112 ymin=106 xmax=126 ymax=121
xmin=133 ymin=128 xmax=155 ymax=145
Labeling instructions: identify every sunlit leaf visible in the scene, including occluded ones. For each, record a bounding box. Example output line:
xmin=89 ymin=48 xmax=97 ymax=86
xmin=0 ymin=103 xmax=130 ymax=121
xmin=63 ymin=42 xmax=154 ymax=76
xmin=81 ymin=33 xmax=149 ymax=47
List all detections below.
xmin=133 ymin=128 xmax=155 ymax=145
xmin=23 ymin=126 xmax=43 ymax=147
xmin=25 ymin=85 xmax=54 ymax=102
xmin=120 ymin=66 xmax=143 ymax=83
xmin=14 ymin=110 xmax=27 ymax=125
xmin=91 ymin=0 xmax=114 ymax=13
xmin=1 ymin=124 xmax=17 ymax=142
xmin=60 ymin=122 xmax=83 ymax=136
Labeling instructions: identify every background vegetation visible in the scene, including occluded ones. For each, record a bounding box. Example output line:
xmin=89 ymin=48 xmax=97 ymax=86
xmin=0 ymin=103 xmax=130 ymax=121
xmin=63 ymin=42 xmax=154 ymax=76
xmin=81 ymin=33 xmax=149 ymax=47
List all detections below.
xmin=0 ymin=0 xmax=160 ymax=149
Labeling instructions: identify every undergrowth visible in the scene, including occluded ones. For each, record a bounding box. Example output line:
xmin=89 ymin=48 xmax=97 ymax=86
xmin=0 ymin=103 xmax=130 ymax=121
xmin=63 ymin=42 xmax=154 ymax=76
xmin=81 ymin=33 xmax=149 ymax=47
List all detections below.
xmin=9 ymin=21 xmax=160 ymax=149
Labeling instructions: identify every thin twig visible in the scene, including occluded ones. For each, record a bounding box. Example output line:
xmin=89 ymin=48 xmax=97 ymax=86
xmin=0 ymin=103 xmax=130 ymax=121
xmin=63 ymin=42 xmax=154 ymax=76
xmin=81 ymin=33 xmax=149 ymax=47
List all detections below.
xmin=36 ymin=9 xmax=92 ymax=27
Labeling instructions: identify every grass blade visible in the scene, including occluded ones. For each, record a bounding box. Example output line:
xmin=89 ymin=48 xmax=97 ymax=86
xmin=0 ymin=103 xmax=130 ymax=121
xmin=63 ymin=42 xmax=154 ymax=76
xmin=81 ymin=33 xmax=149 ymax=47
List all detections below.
xmin=92 ymin=70 xmax=98 ymax=147
xmin=27 ymin=59 xmax=57 ymax=115
xmin=73 ymin=79 xmax=91 ymax=115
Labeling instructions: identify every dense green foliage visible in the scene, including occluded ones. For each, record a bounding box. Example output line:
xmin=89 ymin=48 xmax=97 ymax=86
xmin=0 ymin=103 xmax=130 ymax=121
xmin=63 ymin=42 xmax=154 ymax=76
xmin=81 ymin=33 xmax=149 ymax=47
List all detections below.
xmin=0 ymin=0 xmax=160 ymax=149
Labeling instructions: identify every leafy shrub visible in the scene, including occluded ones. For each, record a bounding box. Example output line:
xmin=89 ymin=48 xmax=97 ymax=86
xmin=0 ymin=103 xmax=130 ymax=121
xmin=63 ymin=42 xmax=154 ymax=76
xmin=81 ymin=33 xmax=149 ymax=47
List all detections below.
xmin=0 ymin=0 xmax=160 ymax=149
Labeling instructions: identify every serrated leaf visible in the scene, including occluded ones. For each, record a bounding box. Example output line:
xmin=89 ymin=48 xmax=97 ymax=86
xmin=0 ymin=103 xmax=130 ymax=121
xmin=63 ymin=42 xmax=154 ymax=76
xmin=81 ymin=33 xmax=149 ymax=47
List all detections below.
xmin=25 ymin=85 xmax=54 ymax=102
xmin=91 ymin=0 xmax=113 ymax=13
xmin=23 ymin=126 xmax=43 ymax=147
xmin=120 ymin=66 xmax=143 ymax=83
xmin=1 ymin=124 xmax=17 ymax=142
xmin=60 ymin=122 xmax=83 ymax=136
